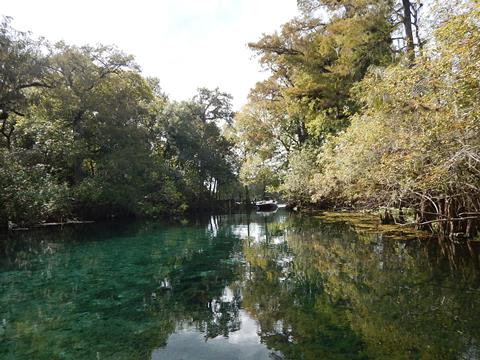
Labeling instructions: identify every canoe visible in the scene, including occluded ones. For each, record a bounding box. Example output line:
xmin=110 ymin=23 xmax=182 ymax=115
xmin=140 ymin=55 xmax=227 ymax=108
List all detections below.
xmin=255 ymin=200 xmax=278 ymax=212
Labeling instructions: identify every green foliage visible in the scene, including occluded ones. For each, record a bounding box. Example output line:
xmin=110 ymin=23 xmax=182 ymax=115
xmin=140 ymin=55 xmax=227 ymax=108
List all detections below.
xmin=316 ymin=1 xmax=480 ymax=207
xmin=155 ymin=92 xmax=238 ymax=207
xmin=0 ymin=17 xmax=49 ymax=150
xmin=235 ymin=0 xmax=480 ymax=236
xmin=0 ymin=22 xmax=238 ymax=226
xmin=311 ymin=1 xmax=480 ymax=234
xmin=234 ymin=0 xmax=395 ymax=200
xmin=281 ymin=146 xmax=319 ymax=205
xmin=239 ymin=153 xmax=281 ymax=195
xmin=0 ymin=151 xmax=71 ymax=225
xmin=247 ymin=0 xmax=394 ymax=144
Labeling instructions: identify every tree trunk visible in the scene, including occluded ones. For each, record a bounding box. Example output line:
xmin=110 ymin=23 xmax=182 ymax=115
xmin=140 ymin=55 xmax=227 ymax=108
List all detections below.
xmin=416 ymin=194 xmax=426 ymax=230
xmin=73 ymin=110 xmax=85 ymax=185
xmin=244 ymin=185 xmax=250 ymax=205
xmin=89 ymin=160 xmax=95 ymax=176
xmin=380 ymin=208 xmax=394 ymax=224
xmin=402 ymin=0 xmax=415 ymax=63
xmin=398 ymin=206 xmax=405 ymax=224
xmin=297 ymin=121 xmax=308 ymax=144
xmin=208 ymin=177 xmax=214 ymax=196
xmin=1 ymin=116 xmax=13 ymax=151
xmin=5 ymin=131 xmax=11 ymax=150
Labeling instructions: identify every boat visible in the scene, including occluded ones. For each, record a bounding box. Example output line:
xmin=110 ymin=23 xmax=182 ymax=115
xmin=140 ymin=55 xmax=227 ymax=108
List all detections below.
xmin=255 ymin=199 xmax=278 ymax=212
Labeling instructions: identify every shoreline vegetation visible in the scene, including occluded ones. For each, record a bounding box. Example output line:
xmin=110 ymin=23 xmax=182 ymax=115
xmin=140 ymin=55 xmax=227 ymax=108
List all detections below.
xmin=231 ymin=0 xmax=480 ymax=240
xmin=1 ymin=1 xmax=480 ymax=240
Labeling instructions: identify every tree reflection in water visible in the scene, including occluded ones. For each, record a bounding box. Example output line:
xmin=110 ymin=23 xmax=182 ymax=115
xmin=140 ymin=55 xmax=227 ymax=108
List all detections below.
xmin=240 ymin=212 xmax=480 ymax=359
xmin=1 ymin=211 xmax=479 ymax=359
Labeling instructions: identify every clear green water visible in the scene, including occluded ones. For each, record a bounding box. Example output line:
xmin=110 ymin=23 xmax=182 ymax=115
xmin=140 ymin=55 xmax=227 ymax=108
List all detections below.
xmin=1 ymin=210 xmax=480 ymax=359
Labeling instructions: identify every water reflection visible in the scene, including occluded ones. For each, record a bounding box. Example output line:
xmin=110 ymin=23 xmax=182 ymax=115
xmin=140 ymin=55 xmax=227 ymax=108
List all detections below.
xmin=152 ymin=310 xmax=280 ymax=360
xmin=1 ymin=211 xmax=479 ymax=359
xmin=240 ymin=213 xmax=480 ymax=359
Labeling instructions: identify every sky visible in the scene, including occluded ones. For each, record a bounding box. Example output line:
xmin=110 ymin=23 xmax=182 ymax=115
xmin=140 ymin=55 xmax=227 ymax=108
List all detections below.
xmin=2 ymin=0 xmax=299 ymax=110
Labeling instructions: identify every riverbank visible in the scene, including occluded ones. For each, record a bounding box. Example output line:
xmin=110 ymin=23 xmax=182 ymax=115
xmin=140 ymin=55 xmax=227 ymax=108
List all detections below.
xmin=312 ymin=211 xmax=432 ymax=241
xmin=0 ymin=207 xmax=437 ymax=243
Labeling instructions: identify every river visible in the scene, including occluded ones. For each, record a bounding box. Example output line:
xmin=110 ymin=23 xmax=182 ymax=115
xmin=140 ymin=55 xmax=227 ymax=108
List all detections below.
xmin=1 ymin=210 xmax=479 ymax=359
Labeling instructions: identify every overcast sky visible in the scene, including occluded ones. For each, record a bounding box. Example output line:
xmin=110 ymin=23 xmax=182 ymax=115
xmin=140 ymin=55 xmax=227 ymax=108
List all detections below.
xmin=2 ymin=0 xmax=298 ymax=109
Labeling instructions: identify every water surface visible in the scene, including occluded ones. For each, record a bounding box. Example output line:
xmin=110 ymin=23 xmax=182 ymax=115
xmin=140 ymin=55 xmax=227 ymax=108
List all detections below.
xmin=1 ymin=211 xmax=480 ymax=359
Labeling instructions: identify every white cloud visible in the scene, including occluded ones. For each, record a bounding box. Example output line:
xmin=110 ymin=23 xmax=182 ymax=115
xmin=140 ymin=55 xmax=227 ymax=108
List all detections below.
xmin=2 ymin=0 xmax=298 ymax=109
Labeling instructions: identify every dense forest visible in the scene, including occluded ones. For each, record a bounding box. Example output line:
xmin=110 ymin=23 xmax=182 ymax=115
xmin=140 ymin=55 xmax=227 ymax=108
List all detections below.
xmin=1 ymin=0 xmax=480 ymax=238
xmin=232 ymin=0 xmax=480 ymax=237
xmin=0 ymin=17 xmax=239 ymax=227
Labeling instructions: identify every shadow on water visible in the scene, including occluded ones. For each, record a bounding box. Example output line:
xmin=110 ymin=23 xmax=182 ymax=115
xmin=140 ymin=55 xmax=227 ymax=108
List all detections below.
xmin=1 ymin=210 xmax=480 ymax=359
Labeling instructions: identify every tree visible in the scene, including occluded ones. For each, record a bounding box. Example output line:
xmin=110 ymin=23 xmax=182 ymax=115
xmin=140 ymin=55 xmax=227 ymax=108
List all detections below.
xmin=297 ymin=0 xmax=424 ymax=62
xmin=0 ymin=19 xmax=240 ymax=225
xmin=0 ymin=17 xmax=49 ymax=150
xmin=312 ymin=1 xmax=480 ymax=236
xmin=44 ymin=42 xmax=137 ymax=184
xmin=154 ymin=89 xmax=237 ymax=207
xmin=193 ymin=87 xmax=234 ymax=125
xmin=235 ymin=0 xmax=395 ymax=201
